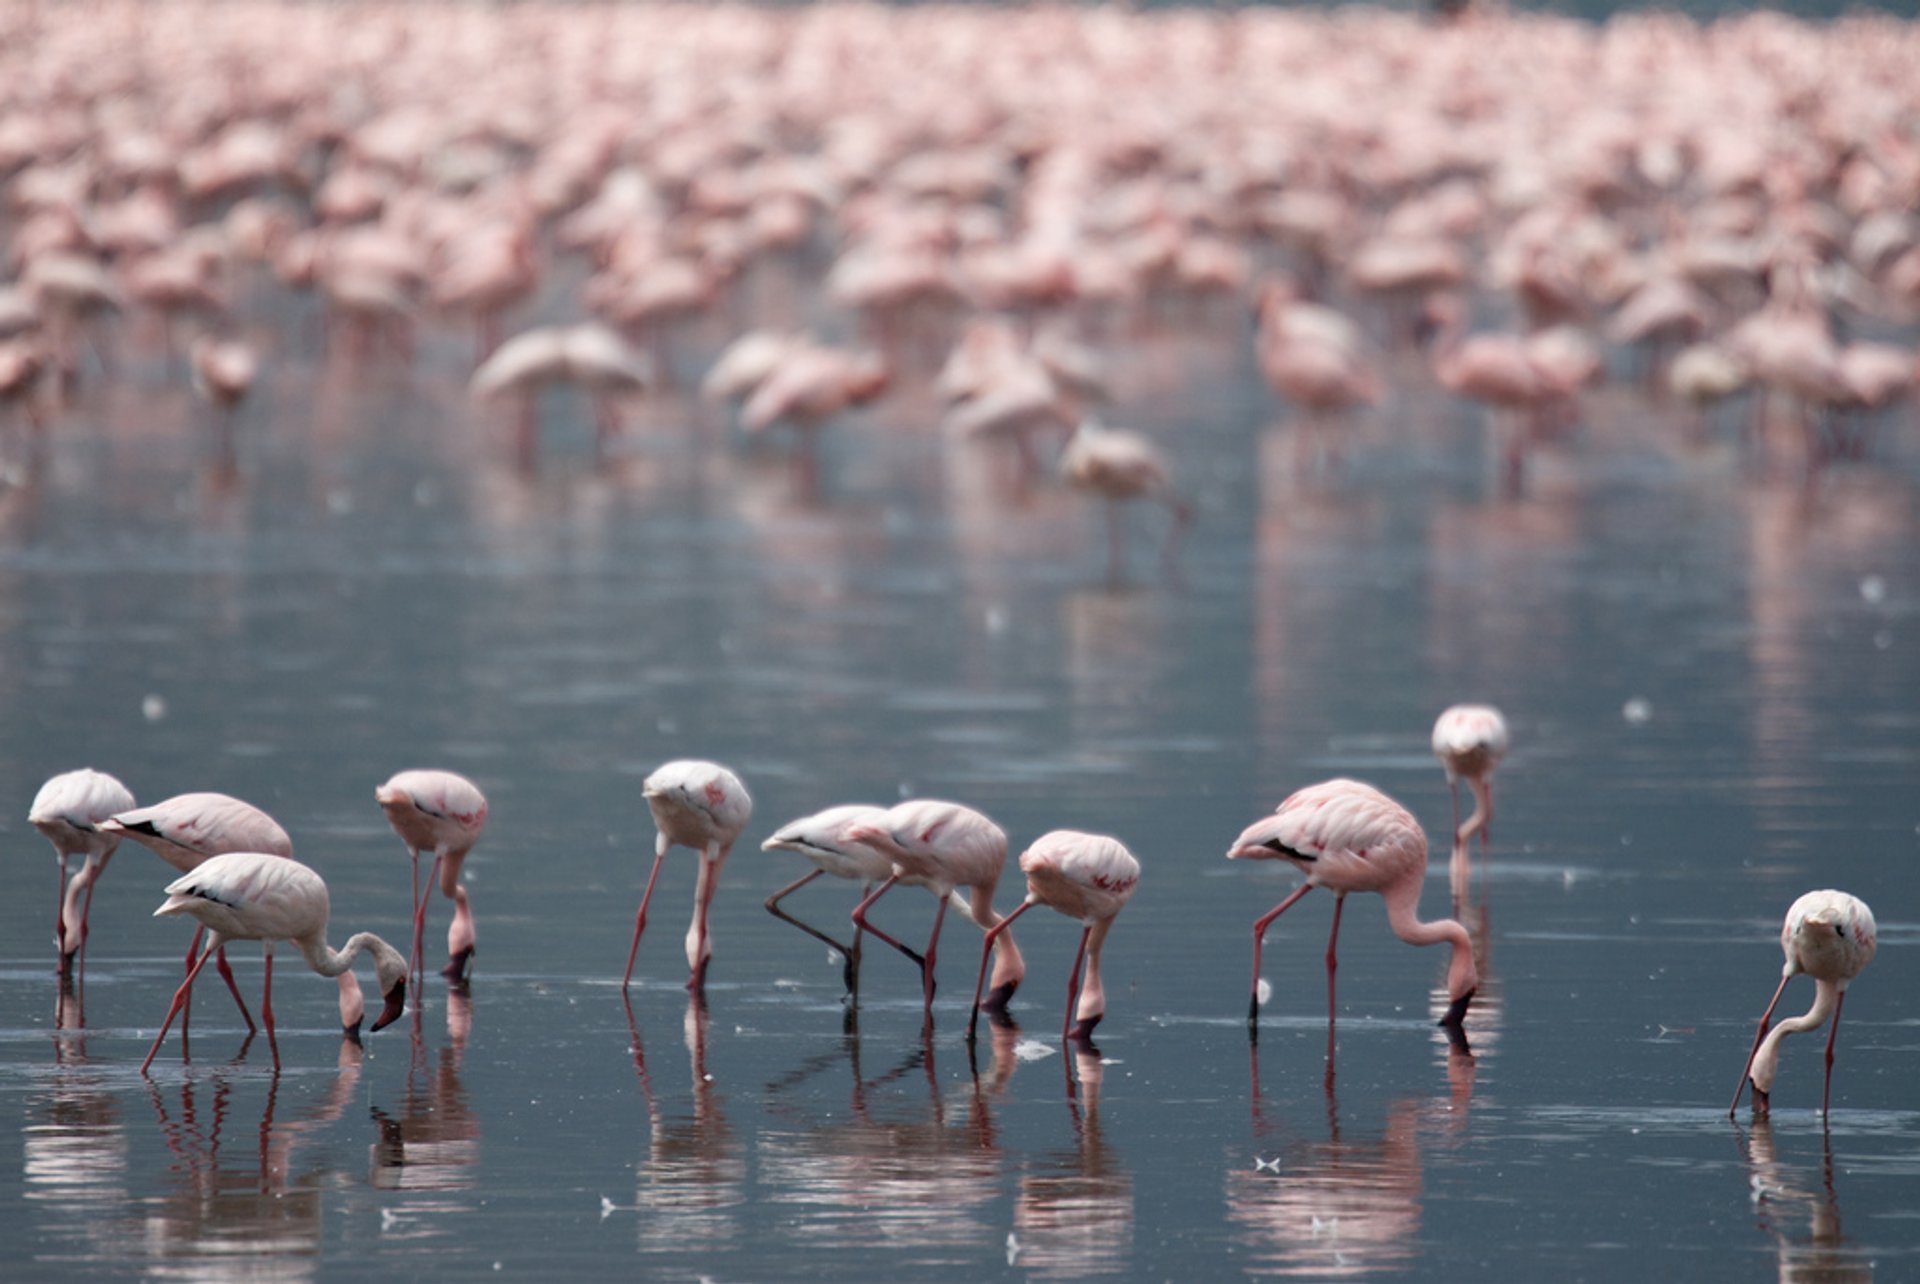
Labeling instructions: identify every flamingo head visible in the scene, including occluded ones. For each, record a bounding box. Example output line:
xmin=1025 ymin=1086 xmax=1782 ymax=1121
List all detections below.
xmin=367 ymin=937 xmax=408 ymax=1032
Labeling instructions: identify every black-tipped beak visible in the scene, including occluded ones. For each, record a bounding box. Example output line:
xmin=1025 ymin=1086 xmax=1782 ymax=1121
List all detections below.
xmin=1438 ymin=988 xmax=1475 ymax=1028
xmin=342 ymin=1021 xmax=364 ymax=1046
xmin=372 ymin=981 xmax=406 ymax=1032
xmin=983 ymin=979 xmax=1019 ymax=1014
xmin=1067 ymin=1013 xmax=1103 ymax=1043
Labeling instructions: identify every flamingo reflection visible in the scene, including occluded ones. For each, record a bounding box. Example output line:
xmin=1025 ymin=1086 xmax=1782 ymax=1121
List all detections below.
xmin=622 ymin=995 xmax=746 ymax=1253
xmin=370 ymin=989 xmax=482 ymax=1214
xmin=1011 ymin=1045 xmax=1136 ymax=1278
xmin=1742 ymin=1119 xmax=1873 ymax=1284
xmin=23 ymin=1014 xmax=132 ymax=1271
xmin=754 ymin=1020 xmax=1019 ymax=1255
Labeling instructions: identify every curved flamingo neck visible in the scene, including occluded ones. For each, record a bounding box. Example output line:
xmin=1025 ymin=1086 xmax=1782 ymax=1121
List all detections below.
xmin=1381 ymin=880 xmax=1476 ymax=998
xmin=1751 ymin=978 xmax=1839 ymax=1094
xmin=298 ymin=930 xmax=386 ymax=978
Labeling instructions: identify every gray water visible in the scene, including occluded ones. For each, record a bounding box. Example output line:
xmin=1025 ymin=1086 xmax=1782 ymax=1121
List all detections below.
xmin=1 ymin=289 xmax=1916 ymax=1280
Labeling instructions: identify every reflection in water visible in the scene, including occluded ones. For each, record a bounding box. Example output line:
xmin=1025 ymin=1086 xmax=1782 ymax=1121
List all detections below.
xmin=1237 ymin=1038 xmax=1475 ymax=1277
xmin=626 ymin=996 xmax=746 ymax=1253
xmin=755 ymin=1021 xmax=1019 ymax=1259
xmin=1743 ymin=1120 xmax=1874 ymax=1284
xmin=139 ymin=1047 xmax=364 ymax=1281
xmin=370 ymin=990 xmax=482 ymax=1220
xmin=22 ymin=1024 xmax=130 ymax=1272
xmin=1011 ymin=1046 xmax=1135 ymax=1278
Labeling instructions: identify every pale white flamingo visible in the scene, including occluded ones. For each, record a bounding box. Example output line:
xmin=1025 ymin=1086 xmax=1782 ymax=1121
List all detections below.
xmin=140 ymin=851 xmax=407 ymax=1073
xmin=1058 ymin=418 xmax=1192 ymax=581
xmin=760 ymin=803 xmax=894 ymax=997
xmin=1731 ymin=890 xmax=1877 ymax=1119
xmin=627 ymin=759 xmax=753 ymax=993
xmin=967 ymin=829 xmax=1140 ymax=1042
xmin=470 ymin=323 xmax=653 ymax=469
xmin=375 ymin=769 xmax=489 ymax=984
xmin=1228 ymin=778 xmax=1476 ymax=1040
xmin=1431 ymin=704 xmax=1509 ymax=846
xmin=28 ymin=768 xmax=136 ymax=968
xmin=98 ymin=792 xmax=370 ymax=1038
xmin=845 ymin=799 xmax=1026 ymax=1021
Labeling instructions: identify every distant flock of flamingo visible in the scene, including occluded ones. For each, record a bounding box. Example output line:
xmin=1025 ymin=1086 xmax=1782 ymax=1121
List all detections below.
xmin=0 ymin=0 xmax=1915 ymax=537
xmin=28 ymin=695 xmax=1877 ymax=1118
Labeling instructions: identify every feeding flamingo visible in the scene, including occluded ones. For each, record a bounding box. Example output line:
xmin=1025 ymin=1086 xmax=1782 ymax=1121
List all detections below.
xmin=100 ymin=792 xmax=373 ymax=1038
xmin=967 ymin=829 xmax=1140 ymax=1043
xmin=1058 ymin=418 xmax=1193 ymax=581
xmin=627 ymin=759 xmax=752 ymax=993
xmin=28 ymin=768 xmax=136 ymax=970
xmin=1228 ymin=778 xmax=1476 ymax=1041
xmin=140 ymin=851 xmax=407 ymax=1073
xmin=760 ymin=803 xmax=895 ymax=998
xmin=374 ymin=770 xmax=489 ymax=985
xmin=1730 ymin=890 xmax=1876 ymax=1119
xmin=845 ymin=799 xmax=1026 ymax=1022
xmin=1431 ymin=704 xmax=1509 ymax=846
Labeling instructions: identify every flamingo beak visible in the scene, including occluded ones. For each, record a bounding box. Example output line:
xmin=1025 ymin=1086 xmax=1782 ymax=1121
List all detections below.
xmin=1438 ymin=987 xmax=1475 ymax=1028
xmin=372 ymin=980 xmax=406 ymax=1032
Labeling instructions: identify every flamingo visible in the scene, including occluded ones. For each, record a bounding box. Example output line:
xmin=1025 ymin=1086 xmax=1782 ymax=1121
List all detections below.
xmin=1431 ymin=704 xmax=1509 ymax=846
xmin=966 ymin=829 xmax=1140 ymax=1044
xmin=374 ymin=770 xmax=489 ymax=985
xmin=845 ymin=798 xmax=1026 ymax=1022
xmin=99 ymin=792 xmax=373 ymax=1038
xmin=1730 ymin=890 xmax=1877 ymax=1119
xmin=140 ymin=851 xmax=408 ymax=1073
xmin=470 ymin=323 xmax=653 ymax=469
xmin=1228 ymin=778 xmax=1476 ymax=1041
xmin=626 ymin=759 xmax=753 ymax=993
xmin=760 ymin=803 xmax=894 ymax=998
xmin=28 ymin=768 xmax=136 ymax=969
xmin=1058 ymin=418 xmax=1193 ymax=581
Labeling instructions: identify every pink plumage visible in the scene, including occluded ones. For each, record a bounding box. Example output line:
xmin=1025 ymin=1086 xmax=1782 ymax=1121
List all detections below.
xmin=376 ymin=769 xmax=488 ymax=984
xmin=626 ymin=760 xmax=752 ymax=993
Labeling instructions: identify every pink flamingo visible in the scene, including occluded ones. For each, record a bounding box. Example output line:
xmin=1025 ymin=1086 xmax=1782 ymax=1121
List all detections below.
xmin=967 ymin=829 xmax=1140 ymax=1043
xmin=140 ymin=851 xmax=407 ymax=1073
xmin=1731 ymin=890 xmax=1877 ymax=1119
xmin=98 ymin=793 xmax=370 ymax=1038
xmin=28 ymin=768 xmax=136 ymax=970
xmin=760 ymin=803 xmax=894 ymax=998
xmin=375 ymin=770 xmax=489 ymax=985
xmin=1058 ymin=418 xmax=1193 ymax=581
xmin=845 ymin=799 xmax=1026 ymax=1021
xmin=1431 ymin=704 xmax=1509 ymax=846
xmin=626 ymin=759 xmax=753 ymax=993
xmin=1228 ymin=779 xmax=1476 ymax=1041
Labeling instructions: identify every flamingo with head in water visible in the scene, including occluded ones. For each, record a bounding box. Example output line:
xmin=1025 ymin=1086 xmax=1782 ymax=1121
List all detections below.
xmin=1731 ymin=889 xmax=1876 ymax=1119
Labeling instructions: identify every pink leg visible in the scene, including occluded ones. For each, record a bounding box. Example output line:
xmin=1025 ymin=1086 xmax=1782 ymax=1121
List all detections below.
xmin=1063 ymin=924 xmax=1092 ymax=1042
xmin=54 ymin=854 xmax=68 ymax=956
xmin=261 ymin=948 xmax=278 ymax=1070
xmin=182 ymin=926 xmax=203 ymax=1037
xmin=1821 ymin=990 xmax=1847 ymax=1118
xmin=214 ymin=944 xmax=257 ymax=1034
xmin=408 ymin=849 xmax=423 ymax=986
xmin=1325 ymin=894 xmax=1346 ymax=1023
xmin=967 ymin=900 xmax=1033 ymax=1042
xmin=765 ymin=869 xmax=864 ymax=993
xmin=141 ymin=938 xmax=222 ymax=1074
xmin=623 ymin=846 xmax=669 ymax=991
xmin=850 ymin=874 xmax=927 ymax=973
xmin=1730 ymin=973 xmax=1793 ymax=1117
xmin=918 ymin=897 xmax=949 ymax=1016
xmin=1248 ymin=884 xmax=1314 ymax=1034
xmin=411 ymin=852 xmax=441 ymax=991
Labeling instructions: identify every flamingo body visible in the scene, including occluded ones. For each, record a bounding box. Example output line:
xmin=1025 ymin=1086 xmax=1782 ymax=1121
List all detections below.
xmin=761 ymin=803 xmax=894 ymax=996
xmin=1733 ymin=890 xmax=1876 ymax=1118
xmin=1228 ymin=779 xmax=1475 ymax=1037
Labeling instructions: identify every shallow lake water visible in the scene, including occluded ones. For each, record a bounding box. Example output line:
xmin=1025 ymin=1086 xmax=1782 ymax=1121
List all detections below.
xmin=1 ymin=262 xmax=1917 ymax=1283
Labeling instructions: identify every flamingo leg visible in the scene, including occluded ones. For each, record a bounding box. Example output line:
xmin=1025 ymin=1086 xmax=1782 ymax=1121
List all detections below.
xmin=967 ymin=899 xmax=1034 ymax=1042
xmin=850 ymin=874 xmax=928 ymax=972
xmin=1325 ymin=893 xmax=1346 ymax=1023
xmin=919 ymin=896 xmax=950 ymax=1016
xmin=141 ymin=936 xmax=223 ymax=1074
xmin=182 ymin=925 xmax=203 ymax=1037
xmin=1447 ymin=780 xmax=1460 ymax=843
xmin=261 ymin=946 xmax=278 ymax=1071
xmin=1821 ymin=990 xmax=1847 ymax=1118
xmin=623 ymin=839 xmax=670 ymax=991
xmin=1063 ymin=923 xmax=1092 ymax=1042
xmin=54 ymin=853 xmax=69 ymax=957
xmin=214 ymin=944 xmax=257 ymax=1034
xmin=765 ymin=869 xmax=864 ymax=994
xmin=1730 ymin=972 xmax=1793 ymax=1117
xmin=1248 ymin=883 xmax=1315 ymax=1035
xmin=407 ymin=848 xmax=422 ymax=986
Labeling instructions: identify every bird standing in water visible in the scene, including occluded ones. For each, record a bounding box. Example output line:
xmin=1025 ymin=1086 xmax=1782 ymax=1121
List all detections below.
xmin=1431 ymin=704 xmax=1508 ymax=846
xmin=627 ymin=759 xmax=752 ymax=993
xmin=1731 ymin=889 xmax=1876 ymax=1119
xmin=375 ymin=770 xmax=489 ymax=985
xmin=967 ymin=829 xmax=1140 ymax=1043
xmin=29 ymin=768 xmax=136 ymax=973
xmin=1228 ymin=778 xmax=1476 ymax=1041
xmin=760 ymin=803 xmax=895 ymax=998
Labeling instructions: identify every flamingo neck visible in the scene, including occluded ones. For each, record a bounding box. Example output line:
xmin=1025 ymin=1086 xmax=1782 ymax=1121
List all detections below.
xmin=298 ymin=930 xmax=380 ymax=978
xmin=1382 ymin=881 xmax=1477 ymax=1000
xmin=1076 ymin=917 xmax=1115 ymax=1024
xmin=1750 ymin=978 xmax=1839 ymax=1094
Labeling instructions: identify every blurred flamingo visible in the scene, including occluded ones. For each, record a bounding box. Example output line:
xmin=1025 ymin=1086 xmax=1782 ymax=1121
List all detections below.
xmin=375 ymin=770 xmax=489 ymax=984
xmin=627 ymin=760 xmax=753 ymax=993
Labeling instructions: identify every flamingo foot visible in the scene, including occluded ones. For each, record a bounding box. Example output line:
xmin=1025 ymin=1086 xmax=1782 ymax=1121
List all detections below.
xmin=981 ymin=978 xmax=1018 ymax=1013
xmin=441 ymin=947 xmax=474 ymax=982
xmin=1438 ymin=988 xmax=1475 ymax=1028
